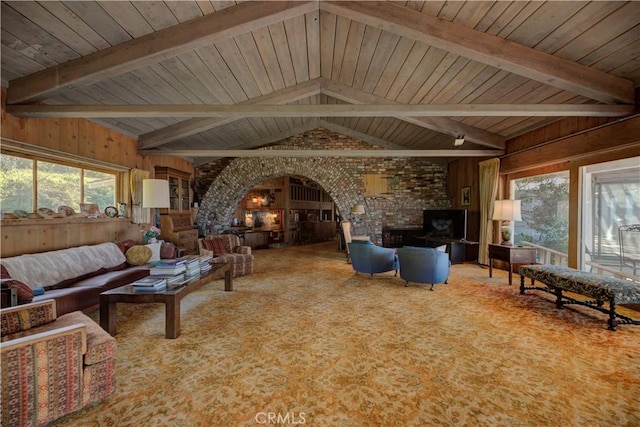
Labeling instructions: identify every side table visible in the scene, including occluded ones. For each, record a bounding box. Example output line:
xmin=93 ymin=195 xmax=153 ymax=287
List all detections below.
xmin=488 ymin=244 xmax=537 ymax=285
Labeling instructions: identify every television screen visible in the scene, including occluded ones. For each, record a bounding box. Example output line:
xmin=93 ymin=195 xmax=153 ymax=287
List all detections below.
xmin=423 ymin=209 xmax=468 ymax=240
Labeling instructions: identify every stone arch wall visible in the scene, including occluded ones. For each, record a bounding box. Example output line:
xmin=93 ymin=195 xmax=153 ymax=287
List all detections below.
xmin=196 ymin=156 xmax=370 ymax=236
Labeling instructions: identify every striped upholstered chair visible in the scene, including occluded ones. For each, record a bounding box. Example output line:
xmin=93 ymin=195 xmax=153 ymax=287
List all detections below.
xmin=199 ymin=233 xmax=254 ymax=277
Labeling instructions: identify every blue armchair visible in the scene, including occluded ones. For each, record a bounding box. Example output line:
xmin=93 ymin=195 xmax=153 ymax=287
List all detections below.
xmin=348 ymin=241 xmax=399 ymax=278
xmin=397 ymin=246 xmax=450 ymax=290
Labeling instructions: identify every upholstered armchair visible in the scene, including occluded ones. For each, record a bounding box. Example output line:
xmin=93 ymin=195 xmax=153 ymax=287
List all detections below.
xmin=199 ymin=233 xmax=254 ymax=277
xmin=1 ymin=299 xmax=116 ymax=427
xmin=397 ymin=246 xmax=451 ymax=290
xmin=348 ymin=241 xmax=399 ymax=278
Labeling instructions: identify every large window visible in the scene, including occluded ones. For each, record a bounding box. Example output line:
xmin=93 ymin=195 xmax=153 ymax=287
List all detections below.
xmin=513 ymin=171 xmax=570 ymax=255
xmin=580 ymin=157 xmax=640 ymax=274
xmin=1 ymin=153 xmax=116 ymax=214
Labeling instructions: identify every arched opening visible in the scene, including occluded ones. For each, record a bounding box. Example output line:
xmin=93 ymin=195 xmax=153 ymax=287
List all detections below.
xmin=195 ymin=157 xmax=368 ymax=245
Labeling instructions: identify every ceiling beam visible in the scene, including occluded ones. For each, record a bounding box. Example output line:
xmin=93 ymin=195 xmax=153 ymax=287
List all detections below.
xmin=9 ymin=103 xmax=630 ymax=118
xmin=321 ymin=1 xmax=635 ymax=104
xmin=6 ymin=1 xmax=317 ymax=104
xmin=319 ymin=121 xmax=408 ymax=150
xmin=138 ymin=79 xmax=322 ymax=148
xmin=138 ymin=149 xmax=504 ymax=158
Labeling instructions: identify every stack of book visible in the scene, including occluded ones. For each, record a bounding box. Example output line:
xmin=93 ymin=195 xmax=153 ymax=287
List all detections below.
xmin=182 ymin=255 xmax=201 ymax=284
xmin=199 ymin=254 xmax=213 ymax=276
xmin=131 ymin=276 xmax=167 ymax=292
xmin=150 ymin=259 xmax=187 ymax=287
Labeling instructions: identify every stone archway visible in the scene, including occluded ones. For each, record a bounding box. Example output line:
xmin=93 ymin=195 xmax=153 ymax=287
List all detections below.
xmin=196 ymin=156 xmax=366 ymax=235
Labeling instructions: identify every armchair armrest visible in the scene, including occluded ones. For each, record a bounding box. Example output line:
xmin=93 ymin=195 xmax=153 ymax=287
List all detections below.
xmin=233 ymin=245 xmax=252 ymax=256
xmin=1 ymin=299 xmax=57 ymax=336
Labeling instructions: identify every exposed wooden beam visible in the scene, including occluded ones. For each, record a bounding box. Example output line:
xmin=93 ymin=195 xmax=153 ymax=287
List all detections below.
xmin=138 ymin=79 xmax=322 ymax=148
xmin=6 ymin=1 xmax=317 ymax=104
xmin=9 ymin=103 xmax=630 ymax=118
xmin=319 ymin=121 xmax=408 ymax=150
xmin=321 ymin=1 xmax=635 ymax=104
xmin=321 ymin=79 xmax=500 ymax=150
xmin=138 ymin=149 xmax=504 ymax=158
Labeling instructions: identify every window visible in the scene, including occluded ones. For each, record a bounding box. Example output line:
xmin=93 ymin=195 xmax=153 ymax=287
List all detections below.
xmin=580 ymin=157 xmax=640 ymax=274
xmin=513 ymin=171 xmax=570 ymax=256
xmin=1 ymin=153 xmax=116 ymax=214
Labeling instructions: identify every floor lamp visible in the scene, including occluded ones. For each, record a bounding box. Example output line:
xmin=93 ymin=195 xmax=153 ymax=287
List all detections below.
xmin=492 ymin=199 xmax=522 ymax=246
xmin=142 ymin=179 xmax=170 ymax=230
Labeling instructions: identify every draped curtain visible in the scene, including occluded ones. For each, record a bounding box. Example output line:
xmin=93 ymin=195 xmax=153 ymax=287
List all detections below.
xmin=130 ymin=169 xmax=151 ymax=224
xmin=478 ymin=158 xmax=500 ymax=265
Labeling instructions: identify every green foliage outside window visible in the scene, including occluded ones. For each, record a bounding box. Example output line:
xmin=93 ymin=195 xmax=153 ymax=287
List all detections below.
xmin=0 ymin=154 xmax=116 ymax=214
xmin=514 ymin=172 xmax=569 ymax=254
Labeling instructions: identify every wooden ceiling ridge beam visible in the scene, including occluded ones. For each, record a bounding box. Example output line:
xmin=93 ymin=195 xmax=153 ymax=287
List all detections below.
xmin=6 ymin=1 xmax=317 ymax=104
xmin=319 ymin=79 xmax=505 ymax=149
xmin=138 ymin=79 xmax=323 ymax=149
xmin=320 ymin=1 xmax=635 ymax=105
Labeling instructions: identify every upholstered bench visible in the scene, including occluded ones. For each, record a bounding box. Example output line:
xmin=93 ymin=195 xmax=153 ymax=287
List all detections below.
xmin=518 ymin=264 xmax=640 ymax=330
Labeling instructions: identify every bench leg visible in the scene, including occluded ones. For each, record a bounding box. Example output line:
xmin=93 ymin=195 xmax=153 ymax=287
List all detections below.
xmin=608 ymin=298 xmax=617 ymax=331
xmin=554 ymin=287 xmax=563 ymax=309
xmin=520 ymin=275 xmax=526 ymax=294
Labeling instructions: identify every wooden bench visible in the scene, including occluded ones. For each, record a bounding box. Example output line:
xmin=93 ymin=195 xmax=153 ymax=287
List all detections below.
xmin=518 ymin=264 xmax=640 ymax=331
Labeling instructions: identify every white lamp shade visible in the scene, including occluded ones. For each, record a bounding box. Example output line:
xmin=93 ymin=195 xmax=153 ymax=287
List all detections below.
xmin=492 ymin=199 xmax=522 ymax=221
xmin=142 ymin=179 xmax=170 ymax=208
xmin=351 ymin=204 xmax=365 ymax=215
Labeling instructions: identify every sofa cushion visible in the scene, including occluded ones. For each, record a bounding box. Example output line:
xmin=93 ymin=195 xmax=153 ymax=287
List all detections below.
xmin=146 ymin=242 xmax=162 ymax=262
xmin=54 ymin=311 xmax=116 ymax=365
xmin=126 ymin=245 xmax=152 ymax=265
xmin=1 ymin=279 xmax=33 ymax=304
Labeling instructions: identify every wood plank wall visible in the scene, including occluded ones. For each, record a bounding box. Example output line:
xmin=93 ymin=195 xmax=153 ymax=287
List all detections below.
xmin=448 ymin=114 xmax=640 ymax=267
xmin=1 ymin=87 xmax=194 ymax=257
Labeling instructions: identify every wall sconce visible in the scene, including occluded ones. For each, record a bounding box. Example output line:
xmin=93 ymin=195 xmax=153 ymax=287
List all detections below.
xmin=492 ymin=199 xmax=522 ymax=246
xmin=454 ymin=135 xmax=465 ymax=146
xmin=142 ymin=179 xmax=170 ymax=229
xmin=350 ymin=204 xmax=365 ymax=225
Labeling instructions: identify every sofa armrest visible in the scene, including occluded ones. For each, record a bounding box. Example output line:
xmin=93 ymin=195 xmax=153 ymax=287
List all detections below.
xmin=1 ymin=299 xmax=57 ymax=336
xmin=2 ymin=323 xmax=87 ymax=426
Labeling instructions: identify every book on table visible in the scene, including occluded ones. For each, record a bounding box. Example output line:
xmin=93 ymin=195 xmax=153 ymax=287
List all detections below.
xmin=132 ymin=277 xmax=167 ymax=292
xmin=150 ymin=264 xmax=186 ymax=275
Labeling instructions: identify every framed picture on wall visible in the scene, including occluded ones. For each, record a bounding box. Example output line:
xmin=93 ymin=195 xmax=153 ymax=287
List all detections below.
xmin=461 ymin=187 xmax=471 ymax=206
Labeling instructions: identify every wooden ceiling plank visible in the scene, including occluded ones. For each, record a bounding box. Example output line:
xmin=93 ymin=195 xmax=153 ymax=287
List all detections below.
xmin=268 ymin=22 xmax=298 ymax=87
xmin=97 ymin=2 xmax=155 ymax=38
xmin=38 ymin=1 xmax=111 ymax=51
xmin=372 ymin=37 xmax=419 ymax=98
xmin=284 ymin=15 xmax=310 ymax=84
xmin=234 ymin=31 xmax=275 ymax=95
xmin=383 ymin=43 xmax=430 ymax=101
xmin=321 ymin=1 xmax=634 ymax=104
xmin=331 ymin=16 xmax=351 ymax=82
xmin=306 ymin=10 xmax=321 ymax=80
xmin=338 ymin=20 xmax=366 ymax=86
xmin=252 ymin=27 xmax=286 ymax=92
xmin=137 ymin=78 xmax=322 ymax=148
xmin=360 ymin=31 xmax=401 ymax=93
xmin=351 ymin=25 xmax=381 ymax=90
xmin=319 ymin=10 xmax=336 ymax=79
xmin=7 ymin=1 xmax=317 ymax=104
xmin=195 ymin=46 xmax=247 ymax=104
xmin=172 ymin=52 xmax=233 ymax=104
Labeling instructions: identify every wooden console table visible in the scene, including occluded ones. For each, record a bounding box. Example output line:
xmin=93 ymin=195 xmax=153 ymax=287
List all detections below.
xmin=100 ymin=263 xmax=232 ymax=339
xmin=488 ymin=244 xmax=537 ymax=285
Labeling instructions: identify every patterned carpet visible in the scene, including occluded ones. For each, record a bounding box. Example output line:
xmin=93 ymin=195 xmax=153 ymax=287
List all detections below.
xmin=53 ymin=242 xmax=640 ymax=427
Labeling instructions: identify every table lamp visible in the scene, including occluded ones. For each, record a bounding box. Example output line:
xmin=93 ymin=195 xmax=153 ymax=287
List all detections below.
xmin=492 ymin=199 xmax=522 ymax=246
xmin=142 ymin=179 xmax=170 ymax=229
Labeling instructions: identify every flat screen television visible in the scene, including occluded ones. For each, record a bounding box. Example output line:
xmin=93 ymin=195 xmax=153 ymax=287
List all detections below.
xmin=423 ymin=209 xmax=468 ymax=241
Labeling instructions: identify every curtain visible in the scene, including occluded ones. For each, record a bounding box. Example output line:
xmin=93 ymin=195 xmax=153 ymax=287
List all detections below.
xmin=478 ymin=158 xmax=500 ymax=265
xmin=130 ymin=168 xmax=150 ymax=224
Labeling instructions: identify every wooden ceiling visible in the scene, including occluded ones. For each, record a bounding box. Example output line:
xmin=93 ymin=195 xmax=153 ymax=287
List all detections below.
xmin=2 ymin=1 xmax=638 ymax=164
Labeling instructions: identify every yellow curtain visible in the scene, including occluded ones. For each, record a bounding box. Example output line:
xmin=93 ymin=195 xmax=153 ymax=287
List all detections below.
xmin=478 ymin=158 xmax=500 ymax=265
xmin=129 ymin=169 xmax=150 ymax=224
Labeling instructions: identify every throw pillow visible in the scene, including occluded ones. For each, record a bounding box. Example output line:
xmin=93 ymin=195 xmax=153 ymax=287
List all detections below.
xmin=203 ymin=238 xmax=230 ymax=255
xmin=146 ymin=242 xmax=162 ymax=262
xmin=126 ymin=245 xmax=152 ymax=266
xmin=2 ymin=279 xmax=34 ymax=303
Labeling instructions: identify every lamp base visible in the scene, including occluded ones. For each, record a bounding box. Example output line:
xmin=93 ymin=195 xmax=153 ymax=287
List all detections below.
xmin=500 ymin=224 xmax=512 ymax=246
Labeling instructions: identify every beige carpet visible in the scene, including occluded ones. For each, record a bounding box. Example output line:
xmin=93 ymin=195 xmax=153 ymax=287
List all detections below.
xmin=53 ymin=242 xmax=640 ymax=427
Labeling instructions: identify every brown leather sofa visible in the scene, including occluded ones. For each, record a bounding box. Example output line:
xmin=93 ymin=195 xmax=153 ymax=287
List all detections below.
xmin=0 ymin=240 xmax=177 ymax=316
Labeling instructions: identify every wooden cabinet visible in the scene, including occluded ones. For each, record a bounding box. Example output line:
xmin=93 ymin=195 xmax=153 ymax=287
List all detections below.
xmin=154 ymin=167 xmax=191 ymax=214
xmin=160 ymin=214 xmax=199 ymax=255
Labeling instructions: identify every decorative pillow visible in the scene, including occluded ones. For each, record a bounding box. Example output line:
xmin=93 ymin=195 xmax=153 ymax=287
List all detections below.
xmin=126 ymin=245 xmax=152 ymax=266
xmin=203 ymin=238 xmax=230 ymax=255
xmin=160 ymin=242 xmax=177 ymax=260
xmin=2 ymin=279 xmax=34 ymax=303
xmin=146 ymin=242 xmax=162 ymax=262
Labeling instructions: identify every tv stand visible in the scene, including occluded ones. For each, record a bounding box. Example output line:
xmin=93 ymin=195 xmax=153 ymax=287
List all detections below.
xmin=419 ymin=237 xmax=479 ymax=264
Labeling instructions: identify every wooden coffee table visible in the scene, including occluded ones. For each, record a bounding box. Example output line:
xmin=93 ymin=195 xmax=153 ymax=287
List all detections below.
xmin=100 ymin=262 xmax=232 ymax=339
